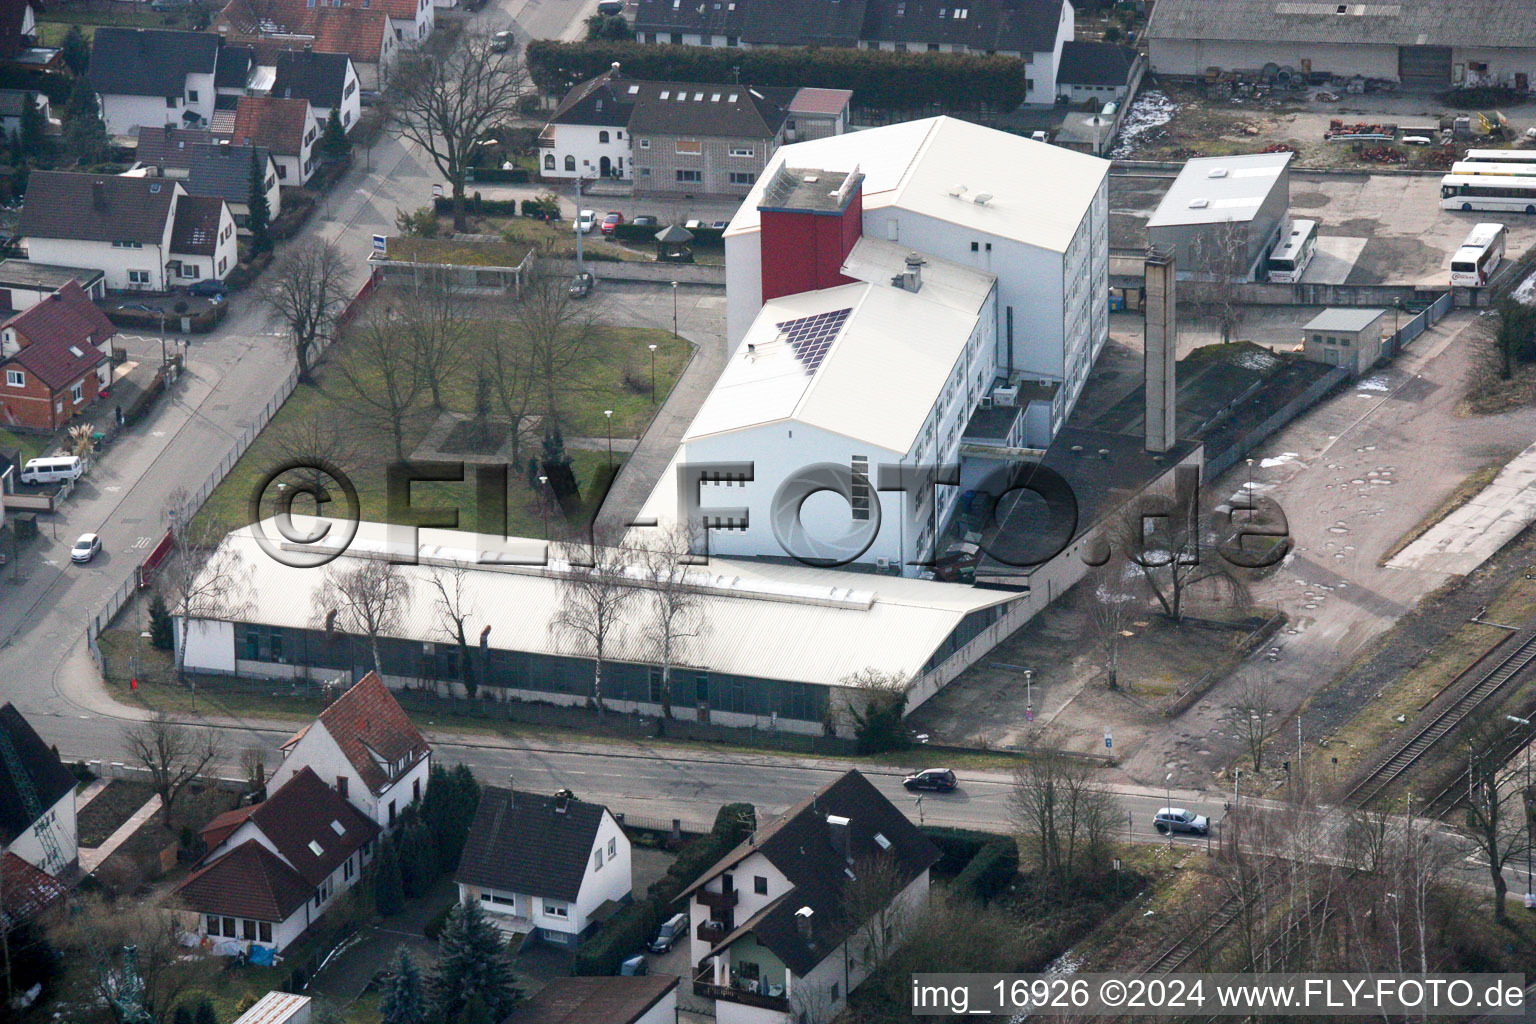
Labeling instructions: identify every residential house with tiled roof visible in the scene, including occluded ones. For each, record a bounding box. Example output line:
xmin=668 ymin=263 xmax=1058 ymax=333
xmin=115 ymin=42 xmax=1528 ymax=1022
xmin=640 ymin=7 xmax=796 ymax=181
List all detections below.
xmin=231 ymin=95 xmax=317 ymax=184
xmin=0 ymin=0 xmax=38 ymax=63
xmin=134 ymin=127 xmax=219 ymax=177
xmin=681 ymin=770 xmax=937 ymax=1024
xmin=170 ymin=194 xmax=238 ymax=283
xmin=0 ymin=704 xmax=77 ymax=878
xmin=1 ymin=852 xmax=66 ymax=930
xmin=456 ymin=787 xmax=631 ymax=946
xmin=540 ymin=68 xmax=848 ymax=199
xmin=268 ymin=671 xmax=432 ymax=829
xmin=175 ymin=766 xmax=381 ymax=953
xmin=88 ymin=29 xmax=251 ymax=137
xmin=269 ymin=50 xmax=360 ymax=137
xmin=0 ymin=88 xmax=48 ymax=138
xmin=18 ymin=171 xmax=237 ymax=291
xmin=213 ymin=0 xmax=398 ymax=92
xmin=0 ymin=262 xmax=106 ymax=315
xmin=1054 ymin=39 xmax=1138 ymax=103
xmin=184 ymin=142 xmax=283 ymax=234
xmin=0 ymin=281 xmax=117 ymax=432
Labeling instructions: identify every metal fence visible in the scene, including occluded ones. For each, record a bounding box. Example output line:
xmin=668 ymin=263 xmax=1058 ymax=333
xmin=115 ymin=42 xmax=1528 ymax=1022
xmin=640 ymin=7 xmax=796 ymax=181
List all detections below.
xmin=1382 ymin=290 xmax=1454 ymax=356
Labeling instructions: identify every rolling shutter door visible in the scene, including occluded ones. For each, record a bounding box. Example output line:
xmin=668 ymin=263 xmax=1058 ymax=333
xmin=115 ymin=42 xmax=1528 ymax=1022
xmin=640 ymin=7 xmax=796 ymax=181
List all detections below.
xmin=1398 ymin=45 xmax=1452 ymax=86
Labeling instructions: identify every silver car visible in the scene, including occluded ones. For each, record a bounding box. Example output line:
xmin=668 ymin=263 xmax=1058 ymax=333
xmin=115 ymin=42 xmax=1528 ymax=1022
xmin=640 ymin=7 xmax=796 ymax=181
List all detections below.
xmin=1153 ymin=807 xmax=1209 ymax=835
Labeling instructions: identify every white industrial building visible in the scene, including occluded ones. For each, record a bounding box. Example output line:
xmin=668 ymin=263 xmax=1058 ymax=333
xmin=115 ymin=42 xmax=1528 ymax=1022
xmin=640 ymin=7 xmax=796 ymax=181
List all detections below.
xmin=1146 ymin=152 xmax=1292 ymax=282
xmin=725 ymin=116 xmax=1109 ymax=425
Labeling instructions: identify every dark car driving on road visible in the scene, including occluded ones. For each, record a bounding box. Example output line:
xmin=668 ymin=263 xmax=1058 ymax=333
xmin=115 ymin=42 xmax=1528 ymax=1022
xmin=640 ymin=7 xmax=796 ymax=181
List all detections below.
xmin=903 ymin=768 xmax=957 ymax=792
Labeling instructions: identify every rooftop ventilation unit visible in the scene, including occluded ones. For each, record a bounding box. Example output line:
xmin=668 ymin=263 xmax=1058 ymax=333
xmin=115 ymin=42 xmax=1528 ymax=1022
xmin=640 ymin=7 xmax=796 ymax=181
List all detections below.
xmin=948 ymin=183 xmax=968 ymax=197
xmin=972 ymin=192 xmax=993 ymax=205
xmin=1188 ymin=198 xmax=1210 ymax=209
xmin=1207 ymin=167 xmax=1229 ymax=178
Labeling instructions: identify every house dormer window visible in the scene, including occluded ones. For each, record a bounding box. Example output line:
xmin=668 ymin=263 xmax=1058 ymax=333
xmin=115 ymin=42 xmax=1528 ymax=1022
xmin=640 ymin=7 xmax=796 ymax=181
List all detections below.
xmin=308 ymin=840 xmax=324 ymax=856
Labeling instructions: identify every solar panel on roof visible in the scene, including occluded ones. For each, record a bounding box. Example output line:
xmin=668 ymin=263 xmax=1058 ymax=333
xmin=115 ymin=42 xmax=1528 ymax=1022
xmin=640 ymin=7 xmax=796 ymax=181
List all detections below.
xmin=776 ymin=307 xmax=850 ymax=374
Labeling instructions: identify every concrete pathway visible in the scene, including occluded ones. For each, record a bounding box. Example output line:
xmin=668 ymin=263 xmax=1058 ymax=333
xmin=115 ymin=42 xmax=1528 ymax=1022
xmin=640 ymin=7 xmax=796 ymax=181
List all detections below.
xmin=1388 ymin=439 xmax=1536 ymax=574
xmin=78 ymin=793 xmax=162 ymax=874
xmin=74 ymin=777 xmax=110 ymax=813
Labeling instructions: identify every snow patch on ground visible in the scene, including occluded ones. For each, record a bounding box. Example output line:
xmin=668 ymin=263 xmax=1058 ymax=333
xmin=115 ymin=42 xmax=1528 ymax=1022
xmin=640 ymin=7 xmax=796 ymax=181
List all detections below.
xmin=1236 ymin=348 xmax=1279 ymax=371
xmin=1110 ymin=90 xmax=1177 ymax=159
xmin=1355 ymin=375 xmax=1392 ymax=392
xmin=1260 ymin=452 xmax=1300 ymax=468
xmin=1514 ymin=270 xmax=1536 ymax=307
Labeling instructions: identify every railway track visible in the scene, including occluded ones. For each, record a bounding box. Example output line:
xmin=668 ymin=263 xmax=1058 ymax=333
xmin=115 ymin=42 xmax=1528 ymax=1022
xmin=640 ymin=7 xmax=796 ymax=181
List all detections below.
xmin=1139 ymin=893 xmax=1248 ymax=975
xmin=1341 ymin=627 xmax=1536 ymax=808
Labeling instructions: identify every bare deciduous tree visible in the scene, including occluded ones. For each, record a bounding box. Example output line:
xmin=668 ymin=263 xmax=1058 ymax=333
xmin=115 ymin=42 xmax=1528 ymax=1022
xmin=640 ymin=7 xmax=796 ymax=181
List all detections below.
xmin=480 ymin=313 xmax=540 ymax=469
xmin=1231 ymin=673 xmax=1278 ymax=773
xmin=54 ymin=894 xmax=213 ymax=1024
xmin=638 ymin=521 xmax=705 ymax=722
xmin=262 ymin=239 xmax=351 ymax=380
xmin=158 ymin=490 xmax=249 ymax=685
xmin=1086 ymin=562 xmax=1133 ymax=690
xmin=1459 ymin=713 xmax=1535 ymax=923
xmin=842 ymin=852 xmax=911 ymax=976
xmin=264 ymin=406 xmax=363 ymax=510
xmin=1473 ymin=297 xmax=1536 ymax=381
xmin=122 ymin=713 xmax=222 ymax=829
xmin=1109 ymin=495 xmax=1249 ymax=623
xmin=549 ymin=534 xmax=637 ymax=721
xmin=316 ymin=558 xmax=409 ymax=677
xmin=1185 ymin=219 xmax=1250 ymax=344
xmin=388 ymin=31 xmax=529 ymax=232
xmin=1008 ymin=751 xmax=1120 ymax=880
xmin=329 ymin=308 xmax=426 ymax=461
xmin=429 ymin=563 xmax=478 ymax=697
xmin=397 ymin=271 xmax=473 ymax=411
xmin=239 ymin=746 xmax=267 ymax=793
xmin=510 ymin=256 xmax=596 ymax=431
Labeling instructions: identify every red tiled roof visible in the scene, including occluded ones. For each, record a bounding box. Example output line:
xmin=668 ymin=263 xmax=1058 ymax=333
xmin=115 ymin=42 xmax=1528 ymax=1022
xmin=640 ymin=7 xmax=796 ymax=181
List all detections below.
xmin=789 ymin=87 xmax=853 ymax=116
xmin=1 ymin=852 xmax=65 ymax=928
xmin=199 ymin=804 xmax=256 ymax=850
xmin=248 ymin=767 xmax=379 ymax=887
xmin=219 ymin=0 xmax=390 ymax=65
xmin=232 ymin=96 xmax=311 ymax=157
xmin=171 ymin=195 xmax=226 ymax=256
xmin=314 ymin=672 xmax=429 ymax=797
xmin=2 ymin=279 xmax=112 ymax=390
xmin=174 ymin=839 xmax=312 ymax=922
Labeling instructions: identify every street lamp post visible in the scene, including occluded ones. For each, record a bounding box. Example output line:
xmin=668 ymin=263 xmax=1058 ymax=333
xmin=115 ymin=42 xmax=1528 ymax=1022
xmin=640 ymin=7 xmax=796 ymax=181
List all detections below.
xmin=538 ymin=474 xmax=549 ymax=538
xmin=603 ymin=409 xmax=613 ymax=467
xmin=1164 ymin=772 xmax=1174 ymax=849
xmin=1245 ymin=457 xmax=1255 ymax=520
xmin=914 ymin=795 xmax=923 ymax=825
xmin=1024 ymin=668 xmax=1034 ymax=724
xmin=648 ymin=343 xmax=658 ymax=404
xmin=1507 ymin=714 xmax=1534 ymax=905
xmin=671 ymin=281 xmax=679 ymax=337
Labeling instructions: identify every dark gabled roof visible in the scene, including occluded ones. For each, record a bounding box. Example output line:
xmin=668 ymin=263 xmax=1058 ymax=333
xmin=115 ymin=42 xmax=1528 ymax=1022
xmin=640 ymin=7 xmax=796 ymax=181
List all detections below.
xmin=184 ymin=142 xmax=273 ymax=204
xmin=861 ymin=0 xmax=1001 ymax=47
xmin=686 ymin=770 xmax=938 ymax=977
xmin=0 ymin=0 xmax=32 ymax=61
xmin=215 ymin=44 xmax=255 ymax=89
xmin=272 ymin=50 xmax=351 ymax=109
xmin=632 ymin=0 xmax=748 ymax=37
xmin=0 ymin=89 xmax=34 ymax=118
xmin=246 ymin=767 xmax=379 ymax=887
xmin=1057 ymin=40 xmax=1136 ymax=87
xmin=741 ymin=0 xmax=867 ymax=45
xmin=550 ymin=68 xmax=632 ymax=128
xmin=174 ymin=839 xmax=313 ymax=922
xmin=171 ymin=195 xmax=226 ymax=256
xmin=1 ymin=853 xmax=65 ymax=928
xmin=0 ymin=705 xmax=77 ymax=847
xmin=457 ymin=788 xmax=608 ymax=904
xmin=232 ymin=95 xmax=311 ymax=156
xmin=88 ymin=28 xmax=222 ymax=99
xmin=18 ymin=172 xmax=177 ymax=244
xmin=625 ymin=80 xmax=788 ymax=139
xmin=992 ymin=0 xmax=1063 ymax=54
xmin=509 ymin=976 xmax=678 ymax=1024
xmin=282 ymin=672 xmax=429 ymax=797
xmin=136 ymin=126 xmax=218 ymax=171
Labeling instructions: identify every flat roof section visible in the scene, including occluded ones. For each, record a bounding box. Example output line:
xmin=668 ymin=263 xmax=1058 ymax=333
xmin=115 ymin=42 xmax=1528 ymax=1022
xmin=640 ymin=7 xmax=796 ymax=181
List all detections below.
xmin=1303 ymin=308 xmax=1387 ymax=334
xmin=1147 ymin=152 xmax=1292 ymax=229
xmin=759 ymin=165 xmax=862 ymax=214
xmin=0 ymin=261 xmax=105 ymax=291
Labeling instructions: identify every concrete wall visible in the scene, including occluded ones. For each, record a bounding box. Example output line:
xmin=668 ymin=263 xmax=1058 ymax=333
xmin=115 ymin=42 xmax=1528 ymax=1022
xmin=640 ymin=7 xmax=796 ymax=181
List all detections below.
xmin=1149 ymin=37 xmax=1400 ymax=79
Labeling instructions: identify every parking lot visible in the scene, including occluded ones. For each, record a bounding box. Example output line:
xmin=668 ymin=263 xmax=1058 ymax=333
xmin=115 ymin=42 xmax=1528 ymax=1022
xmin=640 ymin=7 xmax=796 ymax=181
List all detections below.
xmin=1111 ymin=169 xmax=1536 ymax=287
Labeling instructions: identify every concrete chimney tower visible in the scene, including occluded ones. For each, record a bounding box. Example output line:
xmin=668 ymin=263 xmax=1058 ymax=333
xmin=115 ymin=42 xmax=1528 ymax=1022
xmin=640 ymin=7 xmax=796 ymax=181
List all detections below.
xmin=1143 ymin=248 xmax=1177 ymax=453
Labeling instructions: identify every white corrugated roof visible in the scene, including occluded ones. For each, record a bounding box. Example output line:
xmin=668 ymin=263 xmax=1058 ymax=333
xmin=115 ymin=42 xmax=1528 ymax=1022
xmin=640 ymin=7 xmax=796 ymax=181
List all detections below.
xmin=196 ymin=520 xmax=1014 ymax=688
xmin=233 ymin=993 xmax=310 ymax=1024
xmin=683 ymin=278 xmax=979 ymax=452
xmin=841 ymin=236 xmax=996 ymax=314
xmin=726 ymin=116 xmax=1109 ymax=254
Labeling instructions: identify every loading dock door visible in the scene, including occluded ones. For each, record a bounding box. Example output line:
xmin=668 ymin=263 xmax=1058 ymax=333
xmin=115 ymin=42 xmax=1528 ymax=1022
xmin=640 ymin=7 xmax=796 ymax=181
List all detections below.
xmin=1399 ymin=45 xmax=1452 ymax=86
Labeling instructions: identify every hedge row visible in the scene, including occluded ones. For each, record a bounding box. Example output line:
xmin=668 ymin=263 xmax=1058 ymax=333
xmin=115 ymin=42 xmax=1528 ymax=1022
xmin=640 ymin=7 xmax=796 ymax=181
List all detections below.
xmin=468 ymin=166 xmax=532 ymax=184
xmin=526 ymin=39 xmax=1028 ymax=112
xmin=610 ymin=223 xmax=724 ymax=248
xmin=573 ymin=802 xmax=756 ymax=976
xmin=433 ymin=196 xmax=523 ymax=217
xmin=920 ymin=826 xmax=1000 ymax=877
xmin=952 ymin=838 xmax=1019 ymax=904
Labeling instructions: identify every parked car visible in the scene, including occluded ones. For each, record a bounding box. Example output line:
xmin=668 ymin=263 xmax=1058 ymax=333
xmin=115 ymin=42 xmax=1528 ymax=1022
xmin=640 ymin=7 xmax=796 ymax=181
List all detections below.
xmin=1153 ymin=807 xmax=1209 ymax=836
xmin=631 ymin=214 xmax=658 ymax=227
xmin=491 ymin=30 xmax=514 ymax=52
xmin=577 ymin=209 xmax=597 ymax=234
xmin=647 ymin=913 xmax=687 ymax=953
xmin=568 ymin=271 xmax=593 ymax=299
xmin=20 ymin=456 xmax=83 ymax=485
xmin=903 ymin=768 xmax=957 ymax=792
xmin=600 ymin=211 xmax=625 ymax=235
xmin=185 ymin=279 xmax=227 ymax=297
xmin=620 ymin=954 xmax=648 ymax=976
xmin=710 ymin=220 xmax=729 ymax=230
xmin=71 ymin=533 xmax=102 ymax=564
xmin=596 ymin=0 xmax=625 ymax=13
xmin=684 ymin=218 xmax=705 ymax=230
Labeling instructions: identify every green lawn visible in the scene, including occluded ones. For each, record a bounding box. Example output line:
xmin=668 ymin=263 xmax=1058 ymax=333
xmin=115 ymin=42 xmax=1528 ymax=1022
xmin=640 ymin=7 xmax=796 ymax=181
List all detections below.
xmin=191 ymin=321 xmax=687 ymax=538
xmin=0 ymin=428 xmax=49 ymax=465
xmin=37 ymin=7 xmax=198 ymax=42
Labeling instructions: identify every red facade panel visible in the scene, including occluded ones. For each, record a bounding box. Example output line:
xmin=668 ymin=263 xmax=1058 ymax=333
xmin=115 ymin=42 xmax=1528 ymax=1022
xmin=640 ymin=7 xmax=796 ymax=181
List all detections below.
xmin=759 ymin=186 xmax=864 ymax=303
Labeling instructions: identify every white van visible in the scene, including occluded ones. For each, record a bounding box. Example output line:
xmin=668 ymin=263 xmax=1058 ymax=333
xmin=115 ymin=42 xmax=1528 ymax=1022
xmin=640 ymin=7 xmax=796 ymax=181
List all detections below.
xmin=20 ymin=456 xmax=83 ymax=485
